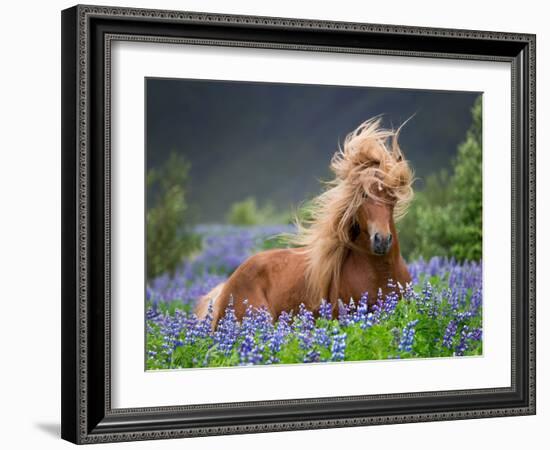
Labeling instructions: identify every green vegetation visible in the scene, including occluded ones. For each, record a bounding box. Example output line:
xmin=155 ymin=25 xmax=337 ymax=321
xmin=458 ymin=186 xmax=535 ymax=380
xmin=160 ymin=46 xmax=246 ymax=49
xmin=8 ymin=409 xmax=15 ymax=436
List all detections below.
xmin=146 ymin=153 xmax=200 ymax=279
xmin=399 ymin=96 xmax=482 ymax=262
xmin=226 ymin=197 xmax=273 ymax=226
xmin=226 ymin=197 xmax=293 ymax=226
xmin=146 ymin=268 xmax=483 ymax=369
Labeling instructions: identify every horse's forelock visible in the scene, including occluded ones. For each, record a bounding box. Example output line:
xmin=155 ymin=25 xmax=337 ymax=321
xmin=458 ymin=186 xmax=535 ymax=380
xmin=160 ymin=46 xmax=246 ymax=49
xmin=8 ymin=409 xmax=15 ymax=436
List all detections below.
xmin=346 ymin=121 xmax=414 ymax=219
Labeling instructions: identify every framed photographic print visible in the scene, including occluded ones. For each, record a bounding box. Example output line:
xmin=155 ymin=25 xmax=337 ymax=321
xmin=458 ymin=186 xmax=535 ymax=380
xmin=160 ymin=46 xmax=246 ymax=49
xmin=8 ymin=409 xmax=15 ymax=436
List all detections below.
xmin=61 ymin=4 xmax=536 ymax=444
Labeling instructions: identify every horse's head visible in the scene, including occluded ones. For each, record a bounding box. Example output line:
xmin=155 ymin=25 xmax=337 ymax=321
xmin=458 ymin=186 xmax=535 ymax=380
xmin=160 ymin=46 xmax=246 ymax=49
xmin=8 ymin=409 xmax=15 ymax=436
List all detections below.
xmin=329 ymin=118 xmax=414 ymax=255
xmin=355 ymin=190 xmax=396 ymax=255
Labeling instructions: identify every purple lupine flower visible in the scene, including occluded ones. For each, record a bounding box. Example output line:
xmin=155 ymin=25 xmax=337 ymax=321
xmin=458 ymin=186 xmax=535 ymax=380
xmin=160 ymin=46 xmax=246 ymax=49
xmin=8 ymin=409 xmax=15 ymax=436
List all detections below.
xmin=407 ymin=257 xmax=482 ymax=296
xmin=417 ymin=281 xmax=433 ymax=313
xmin=183 ymin=314 xmax=199 ymax=344
xmin=277 ymin=311 xmax=293 ymax=336
xmin=330 ymin=329 xmax=347 ymax=361
xmin=354 ymin=292 xmax=368 ymax=322
xmin=428 ymin=289 xmax=444 ymax=319
xmin=370 ymin=285 xmax=399 ymax=323
xmin=468 ymin=328 xmax=483 ymax=341
xmin=294 ymin=303 xmax=315 ymax=334
xmin=454 ymin=311 xmax=474 ymax=321
xmin=145 ymin=305 xmax=161 ymax=321
xmin=386 ymin=278 xmax=397 ymax=292
xmin=267 ymin=311 xmax=293 ymax=361
xmin=352 ymin=293 xmax=374 ymax=330
xmin=402 ymin=282 xmax=417 ymax=303
xmin=358 ymin=292 xmax=369 ymax=309
xmin=459 ymin=286 xmax=469 ymax=309
xmin=297 ymin=329 xmax=313 ymax=351
xmin=291 ymin=305 xmax=316 ymax=352
xmin=252 ymin=307 xmax=275 ymax=343
xmin=194 ymin=302 xmax=213 ymax=339
xmin=398 ymin=320 xmax=419 ymax=353
xmin=213 ymin=300 xmax=240 ymax=355
xmin=318 ymin=299 xmax=333 ymax=320
xmin=396 ymin=281 xmax=405 ymax=299
xmin=239 ymin=300 xmax=257 ymax=339
xmin=370 ymin=292 xmax=382 ymax=322
xmin=239 ymin=334 xmax=264 ymax=365
xmin=383 ymin=289 xmax=399 ymax=316
xmin=338 ymin=299 xmax=351 ymax=327
xmin=456 ymin=327 xmax=483 ymax=357
xmin=268 ymin=329 xmax=286 ymax=356
xmin=455 ymin=325 xmax=470 ymax=356
xmin=469 ymin=289 xmax=482 ymax=314
xmin=442 ymin=320 xmax=458 ymax=349
xmin=304 ymin=349 xmax=321 ymax=363
xmin=313 ymin=327 xmax=331 ymax=348
xmin=448 ymin=289 xmax=460 ymax=312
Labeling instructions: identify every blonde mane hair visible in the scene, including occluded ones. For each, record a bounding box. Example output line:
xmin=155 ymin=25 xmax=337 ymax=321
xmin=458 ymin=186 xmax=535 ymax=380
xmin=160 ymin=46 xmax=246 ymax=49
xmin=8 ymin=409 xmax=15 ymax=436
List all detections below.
xmin=290 ymin=117 xmax=414 ymax=307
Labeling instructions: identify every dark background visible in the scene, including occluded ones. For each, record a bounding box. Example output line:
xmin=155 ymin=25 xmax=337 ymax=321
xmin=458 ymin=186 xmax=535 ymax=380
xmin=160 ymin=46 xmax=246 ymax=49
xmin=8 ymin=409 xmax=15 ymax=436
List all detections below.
xmin=146 ymin=78 xmax=479 ymax=222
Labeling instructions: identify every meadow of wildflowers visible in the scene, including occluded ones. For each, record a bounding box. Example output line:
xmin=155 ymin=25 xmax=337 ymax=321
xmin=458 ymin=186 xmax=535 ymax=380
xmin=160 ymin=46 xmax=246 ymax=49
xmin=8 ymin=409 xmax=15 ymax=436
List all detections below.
xmin=146 ymin=225 xmax=482 ymax=369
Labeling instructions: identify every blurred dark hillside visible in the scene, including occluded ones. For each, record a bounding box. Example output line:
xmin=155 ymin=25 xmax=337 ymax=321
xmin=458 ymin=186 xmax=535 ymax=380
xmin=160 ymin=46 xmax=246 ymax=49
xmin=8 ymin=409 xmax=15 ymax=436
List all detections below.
xmin=146 ymin=78 xmax=479 ymax=222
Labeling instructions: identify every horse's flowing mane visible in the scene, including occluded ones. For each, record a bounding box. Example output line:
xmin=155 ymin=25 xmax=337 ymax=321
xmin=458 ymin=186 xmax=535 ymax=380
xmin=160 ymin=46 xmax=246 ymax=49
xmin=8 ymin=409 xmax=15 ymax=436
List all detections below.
xmin=290 ymin=117 xmax=414 ymax=308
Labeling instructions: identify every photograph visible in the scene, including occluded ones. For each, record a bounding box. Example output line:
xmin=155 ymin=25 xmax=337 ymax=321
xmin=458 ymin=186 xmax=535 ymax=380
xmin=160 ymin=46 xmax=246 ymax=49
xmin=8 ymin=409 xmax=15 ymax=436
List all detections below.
xmin=57 ymin=3 xmax=537 ymax=445
xmin=144 ymin=79 xmax=483 ymax=370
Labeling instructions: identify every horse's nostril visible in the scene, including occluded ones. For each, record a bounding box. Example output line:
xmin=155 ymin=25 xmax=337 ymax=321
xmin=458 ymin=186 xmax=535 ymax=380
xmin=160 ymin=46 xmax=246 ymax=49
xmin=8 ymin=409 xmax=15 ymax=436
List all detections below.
xmin=387 ymin=234 xmax=393 ymax=244
xmin=374 ymin=233 xmax=381 ymax=244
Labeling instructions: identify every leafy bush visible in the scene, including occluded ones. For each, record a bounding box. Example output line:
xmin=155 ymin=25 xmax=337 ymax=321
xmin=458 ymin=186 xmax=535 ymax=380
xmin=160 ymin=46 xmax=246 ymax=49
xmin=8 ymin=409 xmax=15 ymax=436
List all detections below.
xmin=226 ymin=197 xmax=267 ymax=226
xmin=146 ymin=153 xmax=201 ymax=280
xmin=446 ymin=97 xmax=482 ymax=260
xmin=399 ymin=96 xmax=482 ymax=262
xmin=398 ymin=172 xmax=452 ymax=259
xmin=226 ymin=197 xmax=291 ymax=226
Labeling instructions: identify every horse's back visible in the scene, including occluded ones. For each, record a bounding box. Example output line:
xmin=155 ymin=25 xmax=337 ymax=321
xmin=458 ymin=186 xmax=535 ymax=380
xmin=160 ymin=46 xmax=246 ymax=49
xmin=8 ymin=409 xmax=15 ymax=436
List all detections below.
xmin=213 ymin=248 xmax=308 ymax=322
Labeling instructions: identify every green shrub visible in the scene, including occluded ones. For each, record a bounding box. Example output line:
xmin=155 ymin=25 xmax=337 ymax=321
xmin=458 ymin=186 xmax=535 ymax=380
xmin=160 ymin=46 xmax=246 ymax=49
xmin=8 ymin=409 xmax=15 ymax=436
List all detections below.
xmin=398 ymin=96 xmax=482 ymax=262
xmin=226 ymin=197 xmax=291 ymax=226
xmin=445 ymin=97 xmax=482 ymax=260
xmin=146 ymin=153 xmax=200 ymax=280
xmin=226 ymin=197 xmax=266 ymax=226
xmin=398 ymin=171 xmax=453 ymax=260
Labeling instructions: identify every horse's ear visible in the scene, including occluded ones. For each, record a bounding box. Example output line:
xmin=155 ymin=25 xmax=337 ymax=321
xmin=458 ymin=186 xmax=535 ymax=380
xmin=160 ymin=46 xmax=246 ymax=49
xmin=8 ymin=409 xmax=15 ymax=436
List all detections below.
xmin=349 ymin=222 xmax=360 ymax=242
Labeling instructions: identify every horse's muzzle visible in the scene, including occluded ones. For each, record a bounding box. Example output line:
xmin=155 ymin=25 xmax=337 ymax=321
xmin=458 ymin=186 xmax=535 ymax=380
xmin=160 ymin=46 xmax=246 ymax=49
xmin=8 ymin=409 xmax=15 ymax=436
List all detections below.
xmin=372 ymin=232 xmax=393 ymax=255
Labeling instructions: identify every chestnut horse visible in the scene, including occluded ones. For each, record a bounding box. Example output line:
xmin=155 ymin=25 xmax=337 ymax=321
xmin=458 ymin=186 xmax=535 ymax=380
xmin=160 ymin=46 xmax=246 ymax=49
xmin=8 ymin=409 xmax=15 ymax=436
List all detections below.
xmin=196 ymin=118 xmax=414 ymax=327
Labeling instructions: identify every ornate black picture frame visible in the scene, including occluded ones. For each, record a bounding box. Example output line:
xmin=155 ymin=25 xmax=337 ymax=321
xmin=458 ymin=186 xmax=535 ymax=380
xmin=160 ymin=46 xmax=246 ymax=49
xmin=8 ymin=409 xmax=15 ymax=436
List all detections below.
xmin=61 ymin=4 xmax=536 ymax=444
